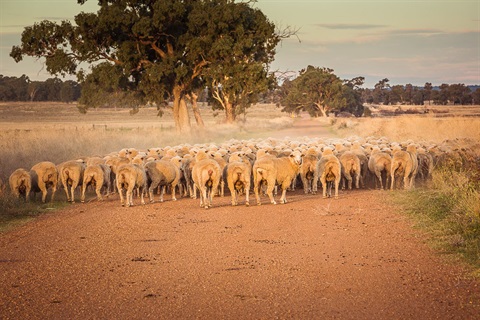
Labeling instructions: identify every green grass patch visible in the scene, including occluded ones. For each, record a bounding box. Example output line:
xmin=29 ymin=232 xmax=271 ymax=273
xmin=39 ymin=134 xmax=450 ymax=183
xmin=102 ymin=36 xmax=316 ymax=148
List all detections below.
xmin=0 ymin=193 xmax=70 ymax=233
xmin=392 ymin=166 xmax=480 ymax=273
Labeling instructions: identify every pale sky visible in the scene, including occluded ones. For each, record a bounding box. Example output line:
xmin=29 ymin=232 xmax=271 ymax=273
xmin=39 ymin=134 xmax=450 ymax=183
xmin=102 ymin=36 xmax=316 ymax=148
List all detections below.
xmin=0 ymin=0 xmax=479 ymax=88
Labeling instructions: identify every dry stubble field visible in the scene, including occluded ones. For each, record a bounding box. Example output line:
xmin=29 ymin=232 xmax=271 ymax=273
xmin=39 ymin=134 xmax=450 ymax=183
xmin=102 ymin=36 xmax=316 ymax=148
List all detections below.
xmin=0 ymin=102 xmax=479 ymax=319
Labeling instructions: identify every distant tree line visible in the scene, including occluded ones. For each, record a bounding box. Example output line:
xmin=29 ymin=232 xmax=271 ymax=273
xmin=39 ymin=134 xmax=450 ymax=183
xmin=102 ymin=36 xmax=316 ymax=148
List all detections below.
xmin=360 ymin=78 xmax=480 ymax=106
xmin=0 ymin=74 xmax=80 ymax=102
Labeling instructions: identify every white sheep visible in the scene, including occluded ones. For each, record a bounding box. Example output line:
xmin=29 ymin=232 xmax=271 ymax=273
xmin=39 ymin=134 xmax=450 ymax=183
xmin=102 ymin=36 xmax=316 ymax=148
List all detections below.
xmin=368 ymin=147 xmax=392 ymax=190
xmin=192 ymin=150 xmax=222 ymax=209
xmin=8 ymin=168 xmax=31 ymax=201
xmin=30 ymin=161 xmax=58 ymax=203
xmin=59 ymin=160 xmax=86 ymax=203
xmin=315 ymin=148 xmax=341 ymax=199
xmin=116 ymin=164 xmax=147 ymax=207
xmin=144 ymin=159 xmax=180 ymax=203
xmin=416 ymin=147 xmax=434 ymax=181
xmin=226 ymin=152 xmax=252 ymax=206
xmin=299 ymin=147 xmax=319 ymax=194
xmin=81 ymin=164 xmax=111 ymax=202
xmin=339 ymin=151 xmax=361 ymax=190
xmin=253 ymin=149 xmax=303 ymax=205
xmin=391 ymin=144 xmax=418 ymax=190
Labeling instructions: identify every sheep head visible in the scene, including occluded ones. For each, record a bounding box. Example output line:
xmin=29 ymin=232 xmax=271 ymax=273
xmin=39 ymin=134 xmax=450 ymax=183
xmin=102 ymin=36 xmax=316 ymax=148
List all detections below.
xmin=289 ymin=150 xmax=303 ymax=166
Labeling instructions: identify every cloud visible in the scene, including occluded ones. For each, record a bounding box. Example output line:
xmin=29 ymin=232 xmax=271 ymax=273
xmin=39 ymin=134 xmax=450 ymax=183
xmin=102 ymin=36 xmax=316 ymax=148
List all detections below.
xmin=316 ymin=23 xmax=388 ymax=30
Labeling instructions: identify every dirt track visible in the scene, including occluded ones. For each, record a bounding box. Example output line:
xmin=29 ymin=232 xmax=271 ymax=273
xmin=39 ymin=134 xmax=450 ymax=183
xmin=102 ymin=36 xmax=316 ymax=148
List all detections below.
xmin=0 ymin=188 xmax=479 ymax=319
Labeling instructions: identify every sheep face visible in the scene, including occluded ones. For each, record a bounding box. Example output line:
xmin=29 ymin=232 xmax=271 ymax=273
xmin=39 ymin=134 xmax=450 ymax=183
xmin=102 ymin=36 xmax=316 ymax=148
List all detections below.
xmin=289 ymin=150 xmax=303 ymax=166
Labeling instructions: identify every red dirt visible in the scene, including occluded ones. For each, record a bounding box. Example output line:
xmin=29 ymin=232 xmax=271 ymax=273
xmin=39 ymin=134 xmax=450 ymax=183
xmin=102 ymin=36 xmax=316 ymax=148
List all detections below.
xmin=1 ymin=115 xmax=479 ymax=319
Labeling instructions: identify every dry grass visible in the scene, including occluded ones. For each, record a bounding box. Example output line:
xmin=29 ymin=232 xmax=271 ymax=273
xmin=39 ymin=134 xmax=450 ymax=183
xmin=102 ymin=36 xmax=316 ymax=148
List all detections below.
xmin=0 ymin=102 xmax=292 ymax=182
xmin=333 ymin=114 xmax=480 ymax=143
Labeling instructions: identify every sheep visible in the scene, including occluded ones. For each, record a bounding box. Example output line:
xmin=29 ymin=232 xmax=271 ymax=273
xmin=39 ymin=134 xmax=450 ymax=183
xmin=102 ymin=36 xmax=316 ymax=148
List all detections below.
xmin=104 ymin=156 xmax=130 ymax=193
xmin=81 ymin=164 xmax=111 ymax=202
xmin=226 ymin=153 xmax=252 ymax=206
xmin=253 ymin=149 xmax=303 ymax=205
xmin=315 ymin=148 xmax=341 ymax=199
xmin=299 ymin=147 xmax=319 ymax=194
xmin=58 ymin=160 xmax=86 ymax=203
xmin=339 ymin=151 xmax=361 ymax=190
xmin=368 ymin=147 xmax=392 ymax=190
xmin=144 ymin=159 xmax=180 ymax=203
xmin=8 ymin=168 xmax=31 ymax=201
xmin=211 ymin=151 xmax=228 ymax=197
xmin=30 ymin=161 xmax=58 ymax=203
xmin=391 ymin=144 xmax=419 ymax=190
xmin=116 ymin=164 xmax=147 ymax=207
xmin=416 ymin=147 xmax=434 ymax=182
xmin=192 ymin=151 xmax=222 ymax=209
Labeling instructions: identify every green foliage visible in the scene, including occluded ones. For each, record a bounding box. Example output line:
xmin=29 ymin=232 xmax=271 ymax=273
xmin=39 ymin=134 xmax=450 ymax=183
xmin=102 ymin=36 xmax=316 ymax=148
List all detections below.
xmin=0 ymin=75 xmax=80 ymax=102
xmin=278 ymin=66 xmax=360 ymax=117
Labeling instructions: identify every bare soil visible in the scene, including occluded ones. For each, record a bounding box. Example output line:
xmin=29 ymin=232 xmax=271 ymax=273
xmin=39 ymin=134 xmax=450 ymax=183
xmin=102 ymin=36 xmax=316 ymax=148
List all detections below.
xmin=1 ymin=113 xmax=479 ymax=319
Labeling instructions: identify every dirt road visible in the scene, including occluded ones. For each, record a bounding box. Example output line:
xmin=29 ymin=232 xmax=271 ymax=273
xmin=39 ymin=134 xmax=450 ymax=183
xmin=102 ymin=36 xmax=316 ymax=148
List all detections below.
xmin=0 ymin=188 xmax=479 ymax=319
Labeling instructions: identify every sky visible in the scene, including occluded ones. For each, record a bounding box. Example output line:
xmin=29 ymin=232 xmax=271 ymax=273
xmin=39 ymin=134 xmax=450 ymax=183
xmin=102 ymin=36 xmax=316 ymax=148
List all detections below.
xmin=0 ymin=0 xmax=479 ymax=88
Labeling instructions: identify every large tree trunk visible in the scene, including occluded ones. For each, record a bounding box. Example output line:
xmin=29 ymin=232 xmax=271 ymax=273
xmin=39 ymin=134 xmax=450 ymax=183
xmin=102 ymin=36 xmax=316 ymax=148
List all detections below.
xmin=224 ymin=97 xmax=236 ymax=124
xmin=315 ymin=102 xmax=328 ymax=117
xmin=173 ymin=85 xmax=191 ymax=133
xmin=188 ymin=92 xmax=205 ymax=129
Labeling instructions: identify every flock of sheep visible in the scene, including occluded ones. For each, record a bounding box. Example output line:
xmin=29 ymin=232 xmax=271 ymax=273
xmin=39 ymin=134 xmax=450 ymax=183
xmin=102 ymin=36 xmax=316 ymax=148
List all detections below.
xmin=7 ymin=136 xmax=478 ymax=209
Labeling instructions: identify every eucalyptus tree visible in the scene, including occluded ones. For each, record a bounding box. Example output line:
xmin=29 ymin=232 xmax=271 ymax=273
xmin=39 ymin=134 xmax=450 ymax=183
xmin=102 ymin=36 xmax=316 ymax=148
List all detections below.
xmin=11 ymin=0 xmax=280 ymax=133
xmin=279 ymin=66 xmax=346 ymax=117
xmin=202 ymin=1 xmax=279 ymax=123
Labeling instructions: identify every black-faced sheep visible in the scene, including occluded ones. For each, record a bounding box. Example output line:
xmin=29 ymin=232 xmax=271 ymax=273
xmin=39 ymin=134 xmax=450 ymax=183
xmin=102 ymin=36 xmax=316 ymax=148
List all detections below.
xmin=30 ymin=161 xmax=58 ymax=203
xmin=8 ymin=168 xmax=31 ymax=201
xmin=116 ymin=164 xmax=147 ymax=207
xmin=253 ymin=149 xmax=303 ymax=205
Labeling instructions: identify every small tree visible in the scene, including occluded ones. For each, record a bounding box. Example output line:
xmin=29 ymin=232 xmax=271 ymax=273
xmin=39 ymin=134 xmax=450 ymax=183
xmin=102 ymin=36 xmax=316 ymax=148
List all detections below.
xmin=279 ymin=66 xmax=346 ymax=117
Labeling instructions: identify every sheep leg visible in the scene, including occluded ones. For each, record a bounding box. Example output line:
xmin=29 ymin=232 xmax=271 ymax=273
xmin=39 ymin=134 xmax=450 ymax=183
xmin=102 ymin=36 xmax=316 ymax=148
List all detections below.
xmin=244 ymin=182 xmax=250 ymax=207
xmin=95 ymin=181 xmax=103 ymax=201
xmin=81 ymin=184 xmax=86 ymax=203
xmin=139 ymin=186 xmax=145 ymax=205
xmin=70 ymin=181 xmax=78 ymax=203
xmin=118 ymin=186 xmax=126 ymax=206
xmin=160 ymin=186 xmax=166 ymax=202
xmin=39 ymin=182 xmax=48 ymax=203
xmin=354 ymin=173 xmax=360 ymax=189
xmin=345 ymin=174 xmax=353 ymax=190
xmin=171 ymin=183 xmax=177 ymax=201
xmin=148 ymin=179 xmax=160 ymax=203
xmin=375 ymin=170 xmax=383 ymax=190
xmin=201 ymin=187 xmax=208 ymax=209
xmin=279 ymin=188 xmax=288 ymax=204
xmin=301 ymin=175 xmax=310 ymax=194
xmin=266 ymin=179 xmax=277 ymax=205
xmin=126 ymin=187 xmax=134 ymax=207
xmin=334 ymin=177 xmax=340 ymax=199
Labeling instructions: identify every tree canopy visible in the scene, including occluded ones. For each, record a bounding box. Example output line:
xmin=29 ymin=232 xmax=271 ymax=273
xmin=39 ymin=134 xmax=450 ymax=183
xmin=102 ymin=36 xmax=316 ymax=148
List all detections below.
xmin=11 ymin=0 xmax=281 ymax=132
xmin=278 ymin=66 xmax=364 ymax=117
